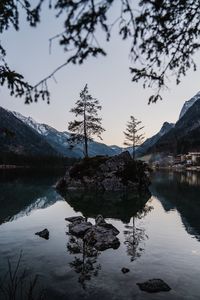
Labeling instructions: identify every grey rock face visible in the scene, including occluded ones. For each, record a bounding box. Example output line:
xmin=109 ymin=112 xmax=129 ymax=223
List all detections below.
xmin=101 ymin=176 xmax=124 ymax=191
xmin=137 ymin=279 xmax=171 ymax=293
xmin=56 ymin=151 xmax=150 ymax=192
xmin=65 ymin=216 xmax=85 ymax=223
xmin=69 ymin=221 xmax=92 ymax=237
xmin=35 ymin=228 xmax=49 ymax=240
xmin=84 ymin=226 xmax=120 ymax=251
xmin=66 ymin=214 xmax=120 ymax=251
xmin=95 ymin=215 xmax=106 ymax=226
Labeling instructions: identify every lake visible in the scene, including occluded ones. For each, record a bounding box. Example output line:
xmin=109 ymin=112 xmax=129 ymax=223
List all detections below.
xmin=0 ymin=170 xmax=200 ymax=299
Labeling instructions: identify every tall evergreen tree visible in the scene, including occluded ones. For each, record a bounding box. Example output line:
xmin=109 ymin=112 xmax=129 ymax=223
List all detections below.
xmin=124 ymin=116 xmax=144 ymax=159
xmin=68 ymin=84 xmax=105 ymax=158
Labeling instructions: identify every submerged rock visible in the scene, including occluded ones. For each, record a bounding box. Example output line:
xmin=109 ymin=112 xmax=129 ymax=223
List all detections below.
xmin=66 ymin=214 xmax=120 ymax=251
xmin=95 ymin=215 xmax=106 ymax=226
xmin=65 ymin=216 xmax=85 ymax=223
xmin=94 ymin=215 xmax=120 ymax=235
xmin=137 ymin=279 xmax=171 ymax=293
xmin=35 ymin=228 xmax=49 ymax=240
xmin=84 ymin=226 xmax=120 ymax=251
xmin=121 ymin=267 xmax=130 ymax=274
xmin=69 ymin=221 xmax=92 ymax=237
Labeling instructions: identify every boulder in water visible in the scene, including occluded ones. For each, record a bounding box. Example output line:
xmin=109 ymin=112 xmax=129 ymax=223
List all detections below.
xmin=137 ymin=279 xmax=171 ymax=293
xmin=35 ymin=228 xmax=49 ymax=240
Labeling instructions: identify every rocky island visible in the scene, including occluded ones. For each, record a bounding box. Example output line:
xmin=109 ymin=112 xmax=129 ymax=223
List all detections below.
xmin=56 ymin=151 xmax=150 ymax=193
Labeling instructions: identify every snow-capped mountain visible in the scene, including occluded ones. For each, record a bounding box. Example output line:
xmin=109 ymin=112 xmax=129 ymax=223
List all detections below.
xmin=12 ymin=111 xmax=118 ymax=158
xmin=13 ymin=111 xmax=59 ymax=137
xmin=9 ymin=192 xmax=60 ymax=222
xmin=0 ymin=107 xmax=58 ymax=157
xmin=179 ymin=91 xmax=200 ymax=119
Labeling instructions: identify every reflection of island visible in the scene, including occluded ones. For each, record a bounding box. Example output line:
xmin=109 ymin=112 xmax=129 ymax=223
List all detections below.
xmin=124 ymin=204 xmax=152 ymax=261
xmin=151 ymin=171 xmax=200 ymax=241
xmin=62 ymin=190 xmax=152 ymax=270
xmin=0 ymin=170 xmax=62 ymax=224
xmin=60 ymin=190 xmax=151 ymax=223
xmin=66 ymin=215 xmax=121 ymax=288
xmin=67 ymin=234 xmax=101 ymax=289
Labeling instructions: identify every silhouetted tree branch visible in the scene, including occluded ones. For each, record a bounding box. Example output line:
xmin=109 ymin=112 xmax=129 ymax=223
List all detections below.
xmin=1 ymin=0 xmax=200 ymax=103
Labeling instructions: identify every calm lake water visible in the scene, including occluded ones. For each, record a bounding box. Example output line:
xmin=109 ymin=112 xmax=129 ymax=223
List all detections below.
xmin=1 ymin=170 xmax=200 ymax=299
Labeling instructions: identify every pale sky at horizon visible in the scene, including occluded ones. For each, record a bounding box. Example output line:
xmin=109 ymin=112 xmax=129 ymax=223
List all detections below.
xmin=1 ymin=4 xmax=200 ymax=147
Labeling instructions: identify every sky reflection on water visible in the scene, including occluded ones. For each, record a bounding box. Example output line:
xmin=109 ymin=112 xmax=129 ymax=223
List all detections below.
xmin=1 ymin=171 xmax=200 ymax=299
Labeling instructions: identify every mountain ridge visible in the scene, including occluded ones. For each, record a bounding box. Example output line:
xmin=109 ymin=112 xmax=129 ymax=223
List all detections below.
xmin=3 ymin=89 xmax=200 ymax=161
xmin=0 ymin=107 xmax=58 ymax=158
xmin=147 ymin=97 xmax=200 ymax=155
xmin=11 ymin=110 xmax=118 ymax=158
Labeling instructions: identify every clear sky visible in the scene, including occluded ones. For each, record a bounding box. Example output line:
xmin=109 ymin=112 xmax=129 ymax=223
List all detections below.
xmin=1 ymin=4 xmax=200 ymax=146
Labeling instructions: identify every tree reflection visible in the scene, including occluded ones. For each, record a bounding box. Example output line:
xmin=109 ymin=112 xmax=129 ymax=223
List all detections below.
xmin=62 ymin=190 xmax=152 ymax=269
xmin=124 ymin=204 xmax=153 ymax=262
xmin=60 ymin=190 xmax=151 ymax=223
xmin=67 ymin=234 xmax=101 ymax=289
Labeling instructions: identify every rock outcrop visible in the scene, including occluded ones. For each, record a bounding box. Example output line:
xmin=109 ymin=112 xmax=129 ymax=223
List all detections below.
xmin=137 ymin=279 xmax=171 ymax=293
xmin=121 ymin=267 xmax=130 ymax=274
xmin=66 ymin=215 xmax=120 ymax=251
xmin=35 ymin=228 xmax=49 ymax=240
xmin=56 ymin=152 xmax=150 ymax=192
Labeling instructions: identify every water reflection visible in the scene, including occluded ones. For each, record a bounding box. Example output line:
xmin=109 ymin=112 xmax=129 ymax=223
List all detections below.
xmin=1 ymin=171 xmax=200 ymax=299
xmin=60 ymin=190 xmax=151 ymax=223
xmin=151 ymin=171 xmax=200 ymax=241
xmin=124 ymin=204 xmax=153 ymax=262
xmin=67 ymin=235 xmax=101 ymax=289
xmin=180 ymin=171 xmax=200 ymax=186
xmin=0 ymin=170 xmax=63 ymax=224
xmin=62 ymin=190 xmax=153 ymax=276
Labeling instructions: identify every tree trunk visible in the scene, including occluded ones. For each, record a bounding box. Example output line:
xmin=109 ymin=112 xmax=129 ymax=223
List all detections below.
xmin=83 ymin=107 xmax=88 ymax=158
xmin=132 ymin=139 xmax=135 ymax=160
xmin=84 ymin=133 xmax=88 ymax=158
xmin=132 ymin=145 xmax=135 ymax=160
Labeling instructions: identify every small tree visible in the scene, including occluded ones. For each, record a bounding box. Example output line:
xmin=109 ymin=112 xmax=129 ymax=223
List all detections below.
xmin=124 ymin=116 xmax=144 ymax=159
xmin=68 ymin=84 xmax=105 ymax=158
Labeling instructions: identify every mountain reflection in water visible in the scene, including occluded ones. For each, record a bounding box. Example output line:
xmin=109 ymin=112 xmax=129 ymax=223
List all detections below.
xmin=0 ymin=169 xmax=64 ymax=224
xmin=1 ymin=171 xmax=200 ymax=299
xmin=150 ymin=171 xmax=200 ymax=241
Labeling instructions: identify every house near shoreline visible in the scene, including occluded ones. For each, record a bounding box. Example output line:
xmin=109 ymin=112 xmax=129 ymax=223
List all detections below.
xmin=151 ymin=152 xmax=200 ymax=169
xmin=178 ymin=152 xmax=200 ymax=166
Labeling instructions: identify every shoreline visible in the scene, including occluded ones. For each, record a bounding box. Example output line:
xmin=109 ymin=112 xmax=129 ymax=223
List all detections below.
xmin=0 ymin=165 xmax=30 ymax=170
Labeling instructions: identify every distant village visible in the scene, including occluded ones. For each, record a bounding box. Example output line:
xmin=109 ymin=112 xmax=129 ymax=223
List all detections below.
xmin=152 ymin=152 xmax=200 ymax=171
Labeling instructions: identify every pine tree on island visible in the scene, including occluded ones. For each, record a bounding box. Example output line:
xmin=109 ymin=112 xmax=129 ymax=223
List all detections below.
xmin=124 ymin=116 xmax=145 ymax=160
xmin=68 ymin=84 xmax=105 ymax=158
